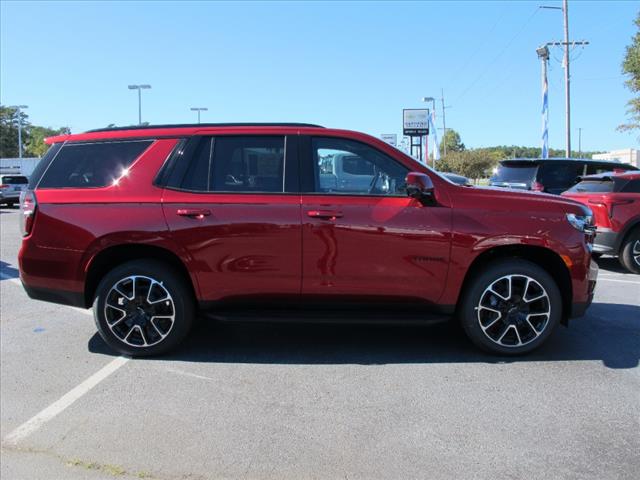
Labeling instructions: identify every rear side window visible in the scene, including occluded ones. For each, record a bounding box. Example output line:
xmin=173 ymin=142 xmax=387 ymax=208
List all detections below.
xmin=38 ymin=140 xmax=152 ymax=189
xmin=210 ymin=136 xmax=285 ymax=192
xmin=621 ymin=179 xmax=640 ymax=193
xmin=538 ymin=163 xmax=584 ymax=189
xmin=567 ymin=179 xmax=615 ymax=193
xmin=1 ymin=175 xmax=28 ymax=185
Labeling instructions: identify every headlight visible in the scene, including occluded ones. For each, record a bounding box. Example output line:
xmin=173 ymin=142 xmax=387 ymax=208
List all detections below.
xmin=566 ymin=213 xmax=595 ymax=233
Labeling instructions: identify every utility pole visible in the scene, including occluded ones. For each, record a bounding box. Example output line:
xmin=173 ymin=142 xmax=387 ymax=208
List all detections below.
xmin=541 ymin=2 xmax=588 ymax=158
xmin=562 ymin=0 xmax=571 ymax=157
xmin=441 ymin=89 xmax=450 ymax=158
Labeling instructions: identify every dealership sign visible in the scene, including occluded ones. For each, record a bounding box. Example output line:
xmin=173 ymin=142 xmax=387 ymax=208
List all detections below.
xmin=403 ymin=109 xmax=429 ymax=136
xmin=381 ymin=134 xmax=397 ymax=146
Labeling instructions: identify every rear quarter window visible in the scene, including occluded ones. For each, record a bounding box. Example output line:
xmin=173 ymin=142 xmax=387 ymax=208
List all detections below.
xmin=38 ymin=140 xmax=153 ymax=189
xmin=1 ymin=175 xmax=28 ymax=184
xmin=567 ymin=179 xmax=614 ymax=193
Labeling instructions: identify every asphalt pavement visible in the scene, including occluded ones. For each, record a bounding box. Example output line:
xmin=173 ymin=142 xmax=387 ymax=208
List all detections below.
xmin=1 ymin=206 xmax=639 ymax=480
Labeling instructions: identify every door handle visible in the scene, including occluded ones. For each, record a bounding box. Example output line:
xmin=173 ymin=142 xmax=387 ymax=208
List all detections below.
xmin=307 ymin=210 xmax=343 ymax=220
xmin=176 ymin=208 xmax=211 ymax=219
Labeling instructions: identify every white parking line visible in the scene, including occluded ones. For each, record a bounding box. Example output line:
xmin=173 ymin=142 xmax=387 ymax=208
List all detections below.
xmin=2 ymin=356 xmax=130 ymax=446
xmin=598 ymin=278 xmax=640 ymax=285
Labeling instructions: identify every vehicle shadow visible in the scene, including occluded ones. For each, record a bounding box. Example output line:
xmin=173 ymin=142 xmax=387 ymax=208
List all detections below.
xmin=596 ymin=256 xmax=634 ymax=275
xmin=88 ymin=302 xmax=639 ymax=370
xmin=0 ymin=260 xmax=19 ymax=280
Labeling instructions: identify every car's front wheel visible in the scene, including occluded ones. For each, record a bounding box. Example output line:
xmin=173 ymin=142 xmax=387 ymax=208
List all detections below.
xmin=459 ymin=259 xmax=562 ymax=355
xmin=93 ymin=260 xmax=195 ymax=356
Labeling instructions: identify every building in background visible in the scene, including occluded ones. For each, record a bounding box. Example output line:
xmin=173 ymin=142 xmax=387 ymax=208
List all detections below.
xmin=592 ymin=149 xmax=639 ymax=167
xmin=0 ymin=158 xmax=40 ymax=176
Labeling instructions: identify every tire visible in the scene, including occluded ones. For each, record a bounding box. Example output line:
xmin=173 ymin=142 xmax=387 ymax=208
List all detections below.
xmin=93 ymin=259 xmax=195 ymax=357
xmin=459 ymin=259 xmax=562 ymax=355
xmin=619 ymin=228 xmax=640 ymax=274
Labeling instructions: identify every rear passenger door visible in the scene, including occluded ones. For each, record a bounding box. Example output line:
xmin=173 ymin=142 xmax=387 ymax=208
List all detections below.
xmin=161 ymin=135 xmax=302 ymax=302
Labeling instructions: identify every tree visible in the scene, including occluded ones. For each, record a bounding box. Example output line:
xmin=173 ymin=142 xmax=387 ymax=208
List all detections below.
xmin=25 ymin=126 xmax=71 ymax=157
xmin=619 ymin=12 xmax=640 ymax=135
xmin=438 ymin=150 xmax=496 ymax=180
xmin=0 ymin=106 xmax=29 ymax=157
xmin=439 ymin=129 xmax=465 ymax=156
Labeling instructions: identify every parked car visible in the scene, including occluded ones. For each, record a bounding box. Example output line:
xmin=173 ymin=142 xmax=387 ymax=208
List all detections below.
xmin=562 ymin=171 xmax=640 ymax=273
xmin=19 ymin=123 xmax=598 ymax=357
xmin=490 ymin=158 xmax=638 ymax=195
xmin=442 ymin=172 xmax=473 ymax=186
xmin=0 ymin=174 xmax=29 ymax=207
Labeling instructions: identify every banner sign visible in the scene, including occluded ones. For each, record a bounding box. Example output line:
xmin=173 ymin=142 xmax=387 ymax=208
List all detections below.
xmin=381 ymin=134 xmax=397 ymax=146
xmin=403 ymin=109 xmax=429 ymax=136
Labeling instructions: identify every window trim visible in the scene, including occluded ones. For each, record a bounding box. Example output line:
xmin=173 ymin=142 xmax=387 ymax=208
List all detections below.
xmin=301 ymin=135 xmax=410 ymax=198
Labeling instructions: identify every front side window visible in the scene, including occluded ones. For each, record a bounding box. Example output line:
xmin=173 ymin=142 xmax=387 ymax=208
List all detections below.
xmin=38 ymin=140 xmax=152 ymax=188
xmin=311 ymin=137 xmax=408 ymax=195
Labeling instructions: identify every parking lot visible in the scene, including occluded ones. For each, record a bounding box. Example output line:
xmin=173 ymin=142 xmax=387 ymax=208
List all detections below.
xmin=0 ymin=206 xmax=638 ymax=479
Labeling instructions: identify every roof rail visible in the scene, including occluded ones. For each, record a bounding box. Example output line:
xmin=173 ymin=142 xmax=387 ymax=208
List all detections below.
xmin=86 ymin=123 xmax=325 ymax=133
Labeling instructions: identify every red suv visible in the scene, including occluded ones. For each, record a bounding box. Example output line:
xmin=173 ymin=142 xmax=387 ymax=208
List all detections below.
xmin=562 ymin=171 xmax=640 ymax=273
xmin=18 ymin=124 xmax=598 ymax=356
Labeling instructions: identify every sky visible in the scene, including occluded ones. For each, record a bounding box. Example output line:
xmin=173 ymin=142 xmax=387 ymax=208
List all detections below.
xmin=1 ymin=0 xmax=638 ymax=152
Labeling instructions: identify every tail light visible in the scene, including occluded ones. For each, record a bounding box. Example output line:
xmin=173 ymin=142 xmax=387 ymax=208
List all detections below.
xmin=0 ymin=184 xmax=9 ymax=190
xmin=19 ymin=190 xmax=37 ymax=237
xmin=531 ymin=181 xmax=545 ymax=192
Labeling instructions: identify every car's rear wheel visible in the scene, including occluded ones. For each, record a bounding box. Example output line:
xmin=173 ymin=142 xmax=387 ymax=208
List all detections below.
xmin=459 ymin=259 xmax=562 ymax=355
xmin=619 ymin=229 xmax=640 ymax=274
xmin=93 ymin=260 xmax=195 ymax=356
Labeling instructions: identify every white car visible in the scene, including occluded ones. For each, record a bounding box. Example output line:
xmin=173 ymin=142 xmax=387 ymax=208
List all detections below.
xmin=0 ymin=175 xmax=29 ymax=207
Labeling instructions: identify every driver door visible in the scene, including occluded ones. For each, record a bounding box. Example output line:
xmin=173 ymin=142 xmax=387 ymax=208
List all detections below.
xmin=300 ymin=136 xmax=451 ymax=303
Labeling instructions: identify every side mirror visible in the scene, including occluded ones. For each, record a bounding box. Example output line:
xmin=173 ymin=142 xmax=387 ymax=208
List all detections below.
xmin=405 ymin=172 xmax=435 ymax=205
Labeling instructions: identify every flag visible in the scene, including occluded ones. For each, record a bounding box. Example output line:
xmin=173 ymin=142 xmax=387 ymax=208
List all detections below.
xmin=541 ymin=69 xmax=549 ymax=159
xmin=429 ymin=110 xmax=440 ymax=161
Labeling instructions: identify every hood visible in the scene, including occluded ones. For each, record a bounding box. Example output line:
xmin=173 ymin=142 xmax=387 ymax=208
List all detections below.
xmin=467 ymin=185 xmax=592 ymax=215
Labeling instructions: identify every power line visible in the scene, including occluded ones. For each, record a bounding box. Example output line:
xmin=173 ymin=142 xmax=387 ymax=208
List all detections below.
xmin=454 ymin=7 xmax=540 ymax=103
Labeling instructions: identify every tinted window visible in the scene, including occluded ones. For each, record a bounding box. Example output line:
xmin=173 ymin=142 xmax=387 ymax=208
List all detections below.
xmin=311 ymin=137 xmax=408 ymax=195
xmin=491 ymin=164 xmax=537 ymax=185
xmin=1 ymin=176 xmax=28 ymax=185
xmin=210 ymin=136 xmax=285 ymax=193
xmin=538 ymin=163 xmax=584 ymax=189
xmin=39 ymin=141 xmax=152 ymax=188
xmin=180 ymin=138 xmax=212 ymax=191
xmin=621 ymin=179 xmax=640 ymax=193
xmin=28 ymin=143 xmax=62 ymax=189
xmin=567 ymin=180 xmax=614 ymax=193
xmin=586 ymin=163 xmax=636 ymax=175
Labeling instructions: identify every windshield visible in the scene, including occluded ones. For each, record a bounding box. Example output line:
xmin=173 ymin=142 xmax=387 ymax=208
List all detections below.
xmin=491 ymin=164 xmax=537 ymax=184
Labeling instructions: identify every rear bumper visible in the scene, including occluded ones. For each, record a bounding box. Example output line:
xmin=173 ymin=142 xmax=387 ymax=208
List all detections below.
xmin=593 ymin=228 xmax=619 ymax=254
xmin=22 ymin=282 xmax=86 ymax=308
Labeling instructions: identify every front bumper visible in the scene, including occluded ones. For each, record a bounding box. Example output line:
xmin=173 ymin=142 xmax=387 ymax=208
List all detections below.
xmin=593 ymin=228 xmax=619 ymax=254
xmin=570 ymin=258 xmax=598 ymax=318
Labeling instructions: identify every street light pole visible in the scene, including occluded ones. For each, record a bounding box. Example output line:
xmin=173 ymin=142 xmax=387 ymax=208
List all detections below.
xmin=128 ymin=84 xmax=151 ymax=125
xmin=422 ymin=96 xmax=436 ymax=167
xmin=11 ymin=105 xmax=28 ymax=159
xmin=190 ymin=107 xmax=208 ymax=124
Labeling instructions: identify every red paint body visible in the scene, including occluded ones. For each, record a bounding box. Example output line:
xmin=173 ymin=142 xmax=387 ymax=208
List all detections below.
xmin=562 ymin=171 xmax=640 ymax=257
xmin=19 ymin=125 xmax=596 ymax=318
